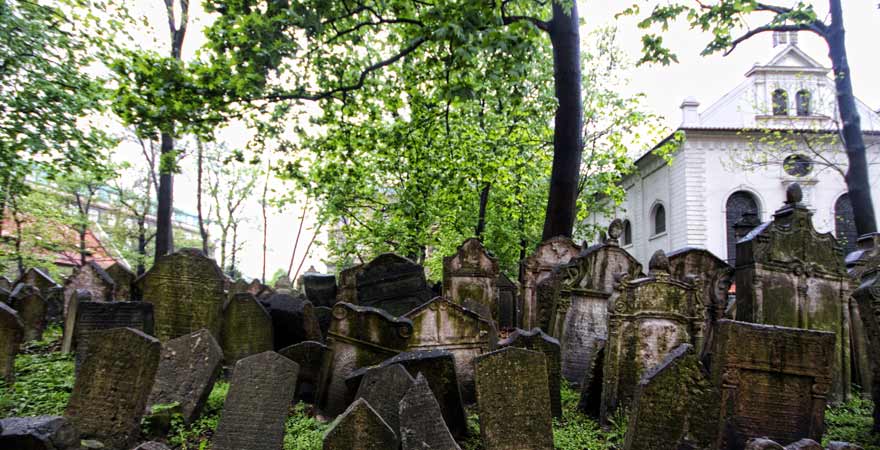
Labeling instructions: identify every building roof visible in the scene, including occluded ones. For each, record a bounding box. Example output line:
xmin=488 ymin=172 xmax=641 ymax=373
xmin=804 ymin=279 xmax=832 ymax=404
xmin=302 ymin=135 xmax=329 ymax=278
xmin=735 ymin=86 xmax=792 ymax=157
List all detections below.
xmin=1 ymin=215 xmax=121 ymax=269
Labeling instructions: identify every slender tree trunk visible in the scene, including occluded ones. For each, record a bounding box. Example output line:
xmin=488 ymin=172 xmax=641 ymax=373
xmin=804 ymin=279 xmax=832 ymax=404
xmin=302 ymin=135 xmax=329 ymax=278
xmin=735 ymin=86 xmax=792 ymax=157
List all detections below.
xmin=230 ymin=222 xmax=239 ymax=276
xmin=11 ymin=198 xmax=24 ymax=277
xmin=136 ymin=216 xmax=147 ymax=276
xmin=261 ymin=165 xmax=270 ymax=283
xmin=475 ymin=182 xmax=491 ymax=238
xmin=155 ymin=132 xmax=175 ymax=258
xmin=827 ymin=0 xmax=876 ymax=236
xmin=219 ymin=225 xmax=228 ymax=272
xmin=542 ymin=1 xmax=583 ymax=240
xmin=287 ymin=197 xmax=309 ymax=278
xmin=79 ymin=226 xmax=87 ymax=266
xmin=196 ymin=140 xmax=209 ymax=254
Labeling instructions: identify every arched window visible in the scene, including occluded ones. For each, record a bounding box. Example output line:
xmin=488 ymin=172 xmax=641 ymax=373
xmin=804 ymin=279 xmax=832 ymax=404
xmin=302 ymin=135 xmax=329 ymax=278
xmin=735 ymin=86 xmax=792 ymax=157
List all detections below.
xmin=796 ymin=90 xmax=811 ymax=116
xmin=726 ymin=191 xmax=760 ymax=265
xmin=772 ymin=89 xmax=789 ymax=116
xmin=652 ymin=204 xmax=666 ymax=235
xmin=622 ymin=220 xmax=632 ymax=246
xmin=835 ymin=194 xmax=858 ymax=256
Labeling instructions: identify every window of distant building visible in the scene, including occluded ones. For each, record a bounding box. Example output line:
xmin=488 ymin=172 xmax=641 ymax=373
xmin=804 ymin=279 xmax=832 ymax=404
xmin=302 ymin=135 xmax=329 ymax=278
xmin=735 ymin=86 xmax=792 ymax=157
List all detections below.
xmin=796 ymin=90 xmax=811 ymax=116
xmin=622 ymin=220 xmax=632 ymax=246
xmin=772 ymin=89 xmax=789 ymax=116
xmin=652 ymin=204 xmax=666 ymax=236
xmin=726 ymin=191 xmax=760 ymax=265
xmin=783 ymin=154 xmax=814 ymax=177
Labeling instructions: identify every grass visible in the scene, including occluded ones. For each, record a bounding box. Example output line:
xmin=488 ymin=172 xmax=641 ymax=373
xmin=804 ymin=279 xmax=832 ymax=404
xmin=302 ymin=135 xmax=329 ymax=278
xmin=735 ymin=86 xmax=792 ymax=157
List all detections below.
xmin=824 ymin=394 xmax=880 ymax=449
xmin=0 ymin=324 xmax=73 ymax=417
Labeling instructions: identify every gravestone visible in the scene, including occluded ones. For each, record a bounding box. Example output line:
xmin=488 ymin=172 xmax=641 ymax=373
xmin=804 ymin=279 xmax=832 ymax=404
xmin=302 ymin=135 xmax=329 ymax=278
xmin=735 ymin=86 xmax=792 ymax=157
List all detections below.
xmin=137 ymin=248 xmax=226 ymax=341
xmin=274 ymin=275 xmax=293 ymax=294
xmin=11 ymin=284 xmax=47 ymax=342
xmin=146 ymin=329 xmax=223 ymax=424
xmin=69 ymin=301 xmax=155 ymax=370
xmin=259 ymin=293 xmax=322 ymax=349
xmin=520 ymin=236 xmax=580 ymax=329
xmin=0 ymin=302 xmax=24 ymax=384
xmin=63 ymin=261 xmax=115 ymax=317
xmin=546 ymin=220 xmax=642 ymax=386
xmin=322 ymin=398 xmax=397 ymax=450
xmin=44 ymin=286 xmax=64 ymax=324
xmin=105 ymin=262 xmax=136 ymax=301
xmin=474 ymin=347 xmax=553 ymax=450
xmin=735 ymin=184 xmax=851 ymax=401
xmin=710 ymin=319 xmax=835 ymax=449
xmin=499 ymin=328 xmax=562 ymax=417
xmin=0 ymin=416 xmax=79 ymax=450
xmin=442 ymin=238 xmax=500 ymax=321
xmin=221 ymin=293 xmax=273 ymax=363
xmin=279 ymin=340 xmax=329 ymax=403
xmin=246 ymin=278 xmax=267 ymax=297
xmin=60 ymin=290 xmax=88 ymax=353
xmin=354 ymin=363 xmax=414 ymax=441
xmin=623 ymin=344 xmax=720 ymax=450
xmin=399 ymin=373 xmax=461 ymax=450
xmin=851 ymin=269 xmax=880 ymax=432
xmin=316 ymin=302 xmax=413 ymax=416
xmin=846 ymin=232 xmax=880 ymax=409
xmin=496 ymin=273 xmax=518 ymax=330
xmin=65 ymin=327 xmax=160 ymax=449
xmin=600 ymin=250 xmax=704 ymax=424
xmin=213 ymin=351 xmax=299 ymax=450
xmin=337 ymin=253 xmax=434 ymax=316
xmin=577 ymin=338 xmax=606 ymax=418
xmin=16 ymin=268 xmax=61 ymax=296
xmin=302 ymin=268 xmax=338 ymax=307
xmin=314 ymin=305 xmax=333 ymax=338
xmin=404 ymin=296 xmax=497 ymax=402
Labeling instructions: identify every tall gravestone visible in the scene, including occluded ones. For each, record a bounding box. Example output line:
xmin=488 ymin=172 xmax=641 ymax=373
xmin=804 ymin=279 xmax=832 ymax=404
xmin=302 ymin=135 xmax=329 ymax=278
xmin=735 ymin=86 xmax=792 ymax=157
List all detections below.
xmin=846 ymin=232 xmax=880 ymax=406
xmin=442 ymin=238 xmax=500 ymax=321
xmin=323 ymin=398 xmax=397 ymax=450
xmin=316 ymin=302 xmax=413 ymax=416
xmin=11 ymin=285 xmax=46 ymax=342
xmin=499 ymin=328 xmax=562 ymax=418
xmin=279 ymin=340 xmax=329 ymax=403
xmin=546 ymin=220 xmax=642 ymax=386
xmin=63 ymin=262 xmax=115 ymax=317
xmin=337 ymin=253 xmax=434 ymax=316
xmin=302 ymin=268 xmax=338 ymax=308
xmin=65 ymin=327 xmax=160 ymax=449
xmin=852 ymin=263 xmax=880 ymax=432
xmin=44 ymin=286 xmax=64 ymax=324
xmin=735 ymin=184 xmax=852 ymax=401
xmin=105 ymin=262 xmax=136 ymax=301
xmin=496 ymin=273 xmax=518 ymax=330
xmin=399 ymin=373 xmax=461 ymax=450
xmin=600 ymin=250 xmax=704 ymax=424
xmin=520 ymin=236 xmax=580 ymax=330
xmin=16 ymin=268 xmax=60 ymax=296
xmin=404 ymin=296 xmax=497 ymax=402
xmin=474 ymin=347 xmax=553 ymax=450
xmin=0 ymin=302 xmax=24 ymax=384
xmin=68 ymin=301 xmax=155 ymax=371
xmin=137 ymin=248 xmax=226 ymax=342
xmin=259 ymin=292 xmax=322 ymax=349
xmin=710 ymin=320 xmax=835 ymax=449
xmin=221 ymin=293 xmax=273 ymax=364
xmin=353 ymin=363 xmax=414 ymax=443
xmin=60 ymin=290 xmax=89 ymax=353
xmin=213 ymin=351 xmax=299 ymax=450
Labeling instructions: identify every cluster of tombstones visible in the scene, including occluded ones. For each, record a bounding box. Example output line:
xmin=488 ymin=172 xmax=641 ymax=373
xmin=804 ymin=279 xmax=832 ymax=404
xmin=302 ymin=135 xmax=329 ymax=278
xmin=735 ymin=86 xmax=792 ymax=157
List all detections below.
xmin=0 ymin=182 xmax=878 ymax=450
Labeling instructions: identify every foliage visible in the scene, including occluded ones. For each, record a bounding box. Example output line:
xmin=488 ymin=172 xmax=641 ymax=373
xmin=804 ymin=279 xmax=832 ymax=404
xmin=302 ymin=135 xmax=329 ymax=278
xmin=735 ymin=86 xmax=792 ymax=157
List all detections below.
xmin=824 ymin=394 xmax=880 ymax=450
xmin=553 ymin=382 xmax=626 ymax=450
xmin=0 ymin=325 xmax=73 ymax=417
xmin=283 ymin=403 xmax=327 ymax=450
xmin=165 ymin=381 xmax=229 ymax=450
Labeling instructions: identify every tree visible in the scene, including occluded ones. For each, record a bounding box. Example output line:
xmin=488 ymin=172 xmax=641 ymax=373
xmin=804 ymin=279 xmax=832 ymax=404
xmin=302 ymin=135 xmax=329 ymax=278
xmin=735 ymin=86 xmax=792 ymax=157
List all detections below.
xmin=630 ymin=0 xmax=876 ymax=236
xmin=206 ymin=144 xmax=259 ymax=275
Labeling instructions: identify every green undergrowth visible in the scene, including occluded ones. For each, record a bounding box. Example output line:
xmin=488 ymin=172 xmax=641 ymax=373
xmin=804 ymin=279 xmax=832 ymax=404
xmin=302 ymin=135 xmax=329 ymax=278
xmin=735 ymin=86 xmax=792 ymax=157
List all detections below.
xmin=824 ymin=394 xmax=880 ymax=449
xmin=0 ymin=324 xmax=73 ymax=417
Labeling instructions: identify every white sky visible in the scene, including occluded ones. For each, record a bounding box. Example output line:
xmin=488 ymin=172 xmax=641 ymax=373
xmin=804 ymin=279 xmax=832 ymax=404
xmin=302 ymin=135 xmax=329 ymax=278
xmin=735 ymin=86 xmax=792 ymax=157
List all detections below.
xmin=122 ymin=1 xmax=880 ymax=280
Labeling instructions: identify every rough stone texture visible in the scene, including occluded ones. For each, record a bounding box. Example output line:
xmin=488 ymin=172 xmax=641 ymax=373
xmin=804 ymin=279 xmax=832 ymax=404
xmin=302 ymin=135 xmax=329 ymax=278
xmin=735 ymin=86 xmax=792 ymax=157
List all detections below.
xmin=322 ymin=398 xmax=397 ymax=450
xmin=71 ymin=301 xmax=155 ymax=372
xmin=274 ymin=276 xmax=293 ymax=294
xmin=213 ymin=351 xmax=299 ymax=450
xmin=314 ymin=305 xmax=332 ymax=338
xmin=354 ymin=363 xmax=414 ymax=441
xmin=404 ymin=296 xmax=497 ymax=402
xmin=600 ymin=250 xmax=704 ymax=424
xmin=499 ymin=328 xmax=562 ymax=418
xmin=0 ymin=302 xmax=24 ymax=384
xmin=783 ymin=439 xmax=823 ymax=450
xmin=826 ymin=442 xmax=865 ymax=450
xmin=61 ymin=290 xmax=85 ymax=353
xmin=15 ymin=268 xmax=61 ymax=296
xmin=474 ymin=347 xmax=553 ymax=450
xmin=44 ymin=287 xmax=64 ymax=324
xmin=337 ymin=253 xmax=434 ymax=316
xmin=735 ymin=186 xmax=852 ymax=402
xmin=623 ymin=344 xmax=720 ymax=450
xmin=11 ymin=284 xmax=47 ymax=342
xmin=221 ymin=293 xmax=273 ymax=364
xmin=132 ymin=441 xmax=171 ymax=450
xmin=279 ymin=340 xmax=329 ymax=403
xmin=0 ymin=416 xmax=79 ymax=450
xmin=710 ymin=319 xmax=835 ymax=449
xmin=847 ymin=232 xmax=880 ymax=429
xmin=496 ymin=273 xmax=518 ymax=330
xmin=137 ymin=248 xmax=226 ymax=342
xmin=399 ymin=373 xmax=461 ymax=450
xmin=745 ymin=439 xmax=786 ymax=450
xmin=146 ymin=329 xmax=223 ymax=424
xmin=302 ymin=269 xmax=338 ymax=307
xmin=259 ymin=293 xmax=322 ymax=350
xmin=316 ymin=302 xmax=413 ymax=416
xmin=520 ymin=236 xmax=580 ymax=330
xmin=442 ymin=238 xmax=500 ymax=321
xmin=65 ymin=327 xmax=160 ymax=449
xmin=105 ymin=262 xmax=136 ymax=301
xmin=63 ymin=262 xmax=115 ymax=318
xmin=577 ymin=338 xmax=606 ymax=418
xmin=850 ymin=270 xmax=880 ymax=433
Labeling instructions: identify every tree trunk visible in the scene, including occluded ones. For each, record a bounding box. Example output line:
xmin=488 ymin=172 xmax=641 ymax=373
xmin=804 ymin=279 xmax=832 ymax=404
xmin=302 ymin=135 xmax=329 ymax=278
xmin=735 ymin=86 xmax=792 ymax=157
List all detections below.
xmin=196 ymin=140 xmax=209 ymax=254
xmin=136 ymin=216 xmax=147 ymax=276
xmin=230 ymin=222 xmax=239 ymax=275
xmin=475 ymin=182 xmax=491 ymax=238
xmin=79 ymin=226 xmax=87 ymax=266
xmin=287 ymin=197 xmax=309 ymax=278
xmin=155 ymin=132 xmax=175 ymax=259
xmin=542 ymin=0 xmax=583 ymax=240
xmin=827 ymin=0 xmax=876 ymax=236
xmin=261 ymin=166 xmax=270 ymax=283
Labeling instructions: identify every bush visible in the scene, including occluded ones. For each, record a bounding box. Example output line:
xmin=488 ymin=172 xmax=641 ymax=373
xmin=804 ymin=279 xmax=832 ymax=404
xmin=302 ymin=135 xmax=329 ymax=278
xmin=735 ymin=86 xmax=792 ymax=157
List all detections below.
xmin=824 ymin=394 xmax=880 ymax=450
xmin=283 ymin=402 xmax=327 ymax=450
xmin=0 ymin=326 xmax=74 ymax=417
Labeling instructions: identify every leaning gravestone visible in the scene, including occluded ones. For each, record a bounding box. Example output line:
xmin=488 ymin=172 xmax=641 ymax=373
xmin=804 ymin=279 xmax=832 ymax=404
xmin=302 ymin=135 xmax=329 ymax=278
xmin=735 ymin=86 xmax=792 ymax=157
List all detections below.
xmin=354 ymin=363 xmax=414 ymax=442
xmin=475 ymin=347 xmax=553 ymax=450
xmin=105 ymin=262 xmax=136 ymax=301
xmin=0 ymin=416 xmax=80 ymax=450
xmin=63 ymin=261 xmax=115 ymax=317
xmin=69 ymin=301 xmax=155 ymax=372
xmin=259 ymin=292 xmax=322 ymax=349
xmin=399 ymin=373 xmax=461 ymax=450
xmin=137 ymin=248 xmax=226 ymax=342
xmin=301 ymin=268 xmax=338 ymax=308
xmin=520 ymin=236 xmax=580 ymax=330
xmin=221 ymin=293 xmax=273 ymax=364
xmin=668 ymin=247 xmax=733 ymax=356
xmin=65 ymin=327 xmax=160 ymax=449
xmin=323 ymin=398 xmax=397 ymax=450
xmin=496 ymin=273 xmax=518 ymax=330
xmin=213 ymin=351 xmax=299 ymax=450
xmin=735 ymin=184 xmax=851 ymax=401
xmin=146 ymin=329 xmax=223 ymax=424
xmin=338 ymin=253 xmax=434 ymax=316
xmin=499 ymin=328 xmax=562 ymax=418
xmin=44 ymin=286 xmax=64 ymax=325
xmin=0 ymin=302 xmax=24 ymax=384
xmin=279 ymin=340 xmax=329 ymax=403
xmin=442 ymin=238 xmax=500 ymax=321
xmin=710 ymin=319 xmax=835 ymax=449
xmin=577 ymin=338 xmax=606 ymax=418
xmin=314 ymin=305 xmax=333 ymax=338
xmin=11 ymin=285 xmax=47 ymax=342
xmin=846 ymin=232 xmax=880 ymax=411
xmin=853 ymin=263 xmax=880 ymax=432
xmin=16 ymin=268 xmax=61 ymax=296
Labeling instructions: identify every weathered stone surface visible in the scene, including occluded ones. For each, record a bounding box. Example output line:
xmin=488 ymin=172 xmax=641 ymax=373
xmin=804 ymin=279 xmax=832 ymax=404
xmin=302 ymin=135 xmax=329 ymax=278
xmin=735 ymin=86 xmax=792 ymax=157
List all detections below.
xmin=0 ymin=302 xmax=24 ymax=384
xmin=213 ymin=351 xmax=299 ymax=450
xmin=474 ymin=347 xmax=553 ymax=450
xmin=710 ymin=319 xmax=835 ymax=449
xmin=279 ymin=340 xmax=329 ymax=403
xmin=577 ymin=338 xmax=606 ymax=418
xmin=132 ymin=441 xmax=171 ymax=450
xmin=105 ymin=262 xmax=136 ymax=301
xmin=496 ymin=273 xmax=518 ymax=330
xmin=137 ymin=248 xmax=226 ymax=341
xmin=499 ymin=328 xmax=562 ymax=418
xmin=745 ymin=438 xmax=785 ymax=450
xmin=322 ymin=398 xmax=397 ymax=450
xmin=316 ymin=303 xmax=413 ymax=416
xmin=337 ymin=253 xmax=434 ymax=316
xmin=15 ymin=268 xmax=61 ymax=296
xmin=826 ymin=442 xmax=865 ymax=450
xmin=735 ymin=184 xmax=851 ymax=401
xmin=63 ymin=262 xmax=115 ymax=317
xmin=146 ymin=329 xmax=223 ymax=424
xmin=623 ymin=344 xmax=720 ymax=450
xmin=848 ymin=232 xmax=880 ymax=431
xmin=314 ymin=305 xmax=332 ymax=338
xmin=44 ymin=286 xmax=64 ymax=324
xmin=442 ymin=238 xmax=500 ymax=321
xmin=851 ymin=270 xmax=880 ymax=433
xmin=221 ymin=293 xmax=273 ymax=363
xmin=11 ymin=284 xmax=47 ymax=342
xmin=71 ymin=301 xmax=155 ymax=372
xmin=302 ymin=269 xmax=338 ymax=308
xmin=521 ymin=236 xmax=580 ymax=330
xmin=601 ymin=250 xmax=704 ymax=423
xmin=399 ymin=373 xmax=461 ymax=450
xmin=783 ymin=439 xmax=823 ymax=450
xmin=259 ymin=293 xmax=322 ymax=350
xmin=61 ymin=290 xmax=86 ymax=353
xmin=354 ymin=363 xmax=414 ymax=440
xmin=0 ymin=416 xmax=79 ymax=450
xmin=274 ymin=275 xmax=293 ymax=294
xmin=404 ymin=296 xmax=497 ymax=402
xmin=65 ymin=328 xmax=160 ymax=449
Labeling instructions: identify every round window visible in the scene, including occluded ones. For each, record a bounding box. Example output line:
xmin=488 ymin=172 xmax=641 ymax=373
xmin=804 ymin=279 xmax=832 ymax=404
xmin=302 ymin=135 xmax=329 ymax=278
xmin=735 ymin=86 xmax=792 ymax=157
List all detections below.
xmin=783 ymin=154 xmax=813 ymax=176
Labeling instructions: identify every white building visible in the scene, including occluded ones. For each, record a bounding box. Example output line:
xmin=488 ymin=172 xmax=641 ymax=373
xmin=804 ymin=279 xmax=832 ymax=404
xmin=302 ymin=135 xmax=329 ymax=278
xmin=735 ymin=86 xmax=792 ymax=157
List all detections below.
xmin=590 ymin=32 xmax=880 ymax=266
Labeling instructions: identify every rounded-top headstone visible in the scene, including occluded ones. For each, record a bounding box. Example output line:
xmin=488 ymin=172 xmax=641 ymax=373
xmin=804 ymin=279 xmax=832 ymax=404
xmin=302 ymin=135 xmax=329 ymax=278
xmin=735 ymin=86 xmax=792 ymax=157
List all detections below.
xmin=786 ymin=182 xmax=803 ymax=204
xmin=607 ymin=219 xmax=624 ymax=240
xmin=648 ymin=250 xmax=670 ymax=274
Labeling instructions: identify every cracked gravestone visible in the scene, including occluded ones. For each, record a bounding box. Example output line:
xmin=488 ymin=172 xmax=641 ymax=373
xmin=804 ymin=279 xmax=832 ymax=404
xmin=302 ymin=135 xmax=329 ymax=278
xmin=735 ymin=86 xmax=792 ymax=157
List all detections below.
xmin=0 ymin=302 xmax=24 ymax=384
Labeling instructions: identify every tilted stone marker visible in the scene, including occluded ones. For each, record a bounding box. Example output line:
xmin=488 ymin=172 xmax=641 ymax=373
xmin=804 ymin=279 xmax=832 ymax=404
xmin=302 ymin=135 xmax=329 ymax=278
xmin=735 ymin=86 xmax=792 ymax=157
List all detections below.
xmin=105 ymin=262 xmax=136 ymax=301
xmin=520 ymin=236 xmax=580 ymax=329
xmin=0 ymin=416 xmax=80 ymax=450
xmin=63 ymin=261 xmax=115 ymax=317
xmin=314 ymin=305 xmax=333 ymax=338
xmin=137 ymin=248 xmax=226 ymax=341
xmin=279 ymin=340 xmax=329 ymax=403
xmin=499 ymin=327 xmax=562 ymax=418
xmin=213 ymin=351 xmax=299 ymax=450
xmin=0 ymin=302 xmax=24 ymax=384
xmin=221 ymin=293 xmax=273 ymax=364
xmin=44 ymin=286 xmax=64 ymax=325
xmin=15 ymin=268 xmax=61 ymax=296
xmin=399 ymin=373 xmax=461 ymax=450
xmin=442 ymin=238 xmax=500 ymax=321
xmin=322 ymin=398 xmax=397 ymax=450
xmin=11 ymin=284 xmax=47 ymax=342
xmin=845 ymin=233 xmax=880 ymax=402
xmin=337 ymin=253 xmax=434 ymax=316
xmin=60 ymin=289 xmax=91 ymax=353
xmin=852 ymin=257 xmax=880 ymax=433
xmin=496 ymin=273 xmax=518 ymax=330
xmin=354 ymin=363 xmax=414 ymax=442
xmin=146 ymin=329 xmax=223 ymax=424
xmin=302 ymin=267 xmax=338 ymax=308
xmin=65 ymin=327 xmax=160 ymax=449
xmin=475 ymin=347 xmax=553 ymax=450
xmin=69 ymin=301 xmax=155 ymax=372
xmin=259 ymin=292 xmax=322 ymax=349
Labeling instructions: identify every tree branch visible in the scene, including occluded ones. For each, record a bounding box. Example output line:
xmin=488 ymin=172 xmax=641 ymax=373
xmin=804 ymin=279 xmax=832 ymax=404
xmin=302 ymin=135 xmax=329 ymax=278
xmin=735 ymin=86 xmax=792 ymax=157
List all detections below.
xmin=724 ymin=23 xmax=826 ymax=56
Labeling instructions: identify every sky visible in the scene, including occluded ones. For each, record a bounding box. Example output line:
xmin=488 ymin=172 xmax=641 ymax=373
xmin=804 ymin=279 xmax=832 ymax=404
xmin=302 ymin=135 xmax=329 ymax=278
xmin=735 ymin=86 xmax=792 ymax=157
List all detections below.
xmin=123 ymin=1 xmax=880 ymax=280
